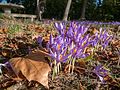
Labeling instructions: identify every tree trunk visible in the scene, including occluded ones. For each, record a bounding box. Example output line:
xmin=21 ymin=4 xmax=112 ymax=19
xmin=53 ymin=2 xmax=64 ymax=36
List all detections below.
xmin=80 ymin=0 xmax=87 ymax=20
xmin=97 ymin=0 xmax=102 ymax=6
xmin=63 ymin=0 xmax=72 ymax=21
xmin=98 ymin=0 xmax=102 ymax=5
xmin=37 ymin=0 xmax=42 ymax=21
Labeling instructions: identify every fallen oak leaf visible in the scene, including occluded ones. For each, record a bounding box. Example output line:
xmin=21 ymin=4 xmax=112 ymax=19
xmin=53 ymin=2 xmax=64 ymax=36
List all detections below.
xmin=9 ymin=50 xmax=51 ymax=89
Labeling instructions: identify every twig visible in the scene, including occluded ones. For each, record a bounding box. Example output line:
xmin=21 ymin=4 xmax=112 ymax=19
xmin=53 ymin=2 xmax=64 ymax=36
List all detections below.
xmin=95 ymin=82 xmax=101 ymax=90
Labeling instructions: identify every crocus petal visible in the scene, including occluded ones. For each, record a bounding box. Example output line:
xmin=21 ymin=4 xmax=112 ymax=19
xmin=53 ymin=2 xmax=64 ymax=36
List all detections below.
xmin=54 ymin=23 xmax=63 ymax=34
xmin=37 ymin=36 xmax=43 ymax=46
xmin=50 ymin=34 xmax=54 ymax=45
xmin=80 ymin=53 xmax=89 ymax=58
xmin=61 ymin=55 xmax=69 ymax=63
xmin=98 ymin=75 xmax=104 ymax=82
xmin=60 ymin=23 xmax=64 ymax=30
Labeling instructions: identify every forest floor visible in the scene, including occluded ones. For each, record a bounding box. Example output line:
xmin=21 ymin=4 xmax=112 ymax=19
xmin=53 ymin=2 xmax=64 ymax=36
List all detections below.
xmin=0 ymin=15 xmax=120 ymax=90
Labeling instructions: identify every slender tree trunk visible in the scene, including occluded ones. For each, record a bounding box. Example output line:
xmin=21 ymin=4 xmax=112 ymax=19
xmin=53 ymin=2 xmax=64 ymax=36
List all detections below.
xmin=98 ymin=0 xmax=101 ymax=5
xmin=80 ymin=0 xmax=87 ymax=20
xmin=97 ymin=0 xmax=102 ymax=6
xmin=37 ymin=0 xmax=42 ymax=20
xmin=63 ymin=0 xmax=72 ymax=21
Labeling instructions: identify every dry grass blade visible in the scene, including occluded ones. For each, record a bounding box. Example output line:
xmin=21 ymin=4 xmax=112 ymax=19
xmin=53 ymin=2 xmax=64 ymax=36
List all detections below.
xmin=79 ymin=82 xmax=85 ymax=90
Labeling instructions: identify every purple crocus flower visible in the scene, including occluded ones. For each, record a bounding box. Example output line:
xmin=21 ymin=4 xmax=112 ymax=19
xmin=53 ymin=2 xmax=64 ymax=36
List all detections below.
xmin=36 ymin=36 xmax=43 ymax=47
xmin=70 ymin=46 xmax=82 ymax=58
xmin=49 ymin=46 xmax=70 ymax=63
xmin=80 ymin=26 xmax=88 ymax=35
xmin=70 ymin=44 xmax=88 ymax=59
xmin=93 ymin=65 xmax=110 ymax=83
xmin=49 ymin=34 xmax=54 ymax=45
xmin=90 ymin=28 xmax=113 ymax=48
xmin=0 ymin=62 xmax=11 ymax=74
xmin=67 ymin=26 xmax=74 ymax=38
xmin=0 ymin=63 xmax=6 ymax=74
xmin=90 ymin=35 xmax=99 ymax=47
xmin=99 ymin=30 xmax=112 ymax=48
xmin=100 ymin=30 xmax=109 ymax=41
xmin=75 ymin=34 xmax=90 ymax=49
xmin=47 ymin=34 xmax=71 ymax=63
xmin=102 ymin=35 xmax=113 ymax=49
xmin=47 ymin=34 xmax=56 ymax=51
xmin=54 ymin=22 xmax=66 ymax=35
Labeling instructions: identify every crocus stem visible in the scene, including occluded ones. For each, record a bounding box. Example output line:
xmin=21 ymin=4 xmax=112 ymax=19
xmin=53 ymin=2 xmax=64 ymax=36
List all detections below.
xmin=57 ymin=63 xmax=59 ymax=74
xmin=54 ymin=60 xmax=57 ymax=74
xmin=57 ymin=62 xmax=61 ymax=74
xmin=71 ymin=58 xmax=75 ymax=74
xmin=52 ymin=65 xmax=56 ymax=80
xmin=68 ymin=59 xmax=72 ymax=73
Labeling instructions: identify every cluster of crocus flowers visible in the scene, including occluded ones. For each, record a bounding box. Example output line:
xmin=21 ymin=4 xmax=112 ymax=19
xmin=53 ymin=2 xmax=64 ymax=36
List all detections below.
xmin=89 ymin=28 xmax=113 ymax=49
xmin=98 ymin=29 xmax=113 ymax=49
xmin=46 ymin=22 xmax=112 ymax=77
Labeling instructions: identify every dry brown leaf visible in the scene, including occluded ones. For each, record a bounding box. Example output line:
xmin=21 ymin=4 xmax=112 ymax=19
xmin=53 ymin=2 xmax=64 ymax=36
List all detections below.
xmin=88 ymin=27 xmax=99 ymax=35
xmin=9 ymin=50 xmax=51 ymax=88
xmin=0 ymin=28 xmax=8 ymax=34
